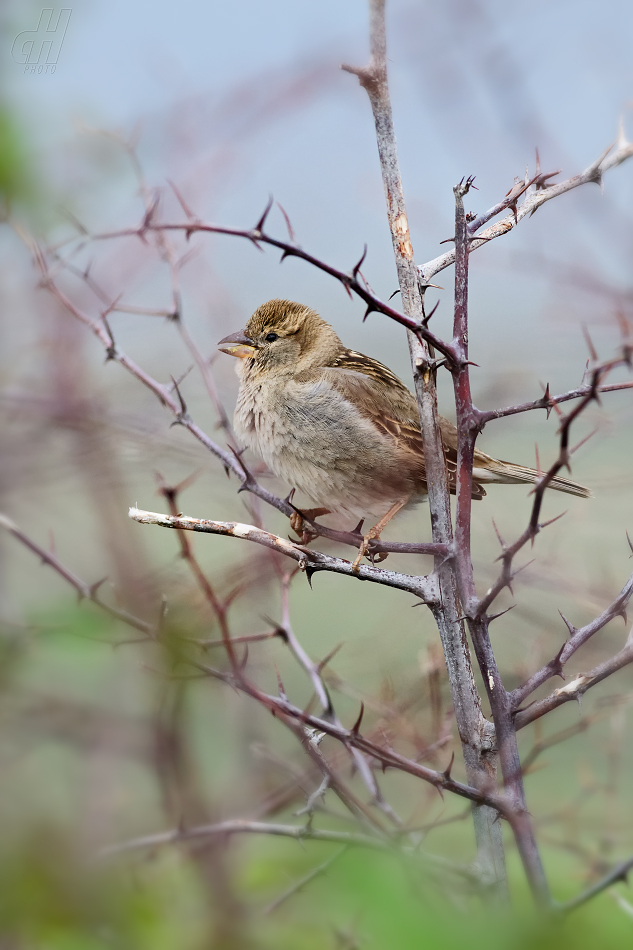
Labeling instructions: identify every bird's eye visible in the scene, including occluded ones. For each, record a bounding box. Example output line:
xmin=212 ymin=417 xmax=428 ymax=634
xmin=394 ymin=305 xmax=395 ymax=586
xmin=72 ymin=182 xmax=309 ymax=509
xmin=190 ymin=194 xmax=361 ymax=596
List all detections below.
xmin=265 ymin=332 xmax=278 ymax=342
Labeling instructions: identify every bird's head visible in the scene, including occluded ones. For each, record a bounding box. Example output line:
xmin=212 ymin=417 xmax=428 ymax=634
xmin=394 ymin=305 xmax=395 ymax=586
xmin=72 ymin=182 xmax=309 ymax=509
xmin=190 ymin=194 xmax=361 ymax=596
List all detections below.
xmin=218 ymin=299 xmax=342 ymax=376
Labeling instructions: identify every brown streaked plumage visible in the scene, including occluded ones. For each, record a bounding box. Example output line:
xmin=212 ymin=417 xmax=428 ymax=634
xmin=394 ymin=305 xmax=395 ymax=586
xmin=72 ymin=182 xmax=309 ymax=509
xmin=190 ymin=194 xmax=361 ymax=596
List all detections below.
xmin=218 ymin=299 xmax=590 ymax=531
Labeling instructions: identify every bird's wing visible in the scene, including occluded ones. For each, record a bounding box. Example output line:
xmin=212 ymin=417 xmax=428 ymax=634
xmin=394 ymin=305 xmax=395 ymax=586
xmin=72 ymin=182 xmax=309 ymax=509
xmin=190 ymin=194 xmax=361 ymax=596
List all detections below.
xmin=325 ymin=349 xmax=486 ymax=499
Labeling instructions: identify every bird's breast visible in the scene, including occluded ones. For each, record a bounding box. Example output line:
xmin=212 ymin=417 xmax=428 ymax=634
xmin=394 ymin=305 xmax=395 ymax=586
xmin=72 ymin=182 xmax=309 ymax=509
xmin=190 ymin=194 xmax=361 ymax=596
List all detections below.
xmin=233 ymin=377 xmax=419 ymax=516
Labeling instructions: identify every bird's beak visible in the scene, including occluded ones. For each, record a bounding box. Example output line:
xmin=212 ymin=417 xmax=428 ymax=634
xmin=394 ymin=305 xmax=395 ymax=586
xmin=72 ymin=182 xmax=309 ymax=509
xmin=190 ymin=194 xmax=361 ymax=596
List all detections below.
xmin=217 ymin=329 xmax=257 ymax=359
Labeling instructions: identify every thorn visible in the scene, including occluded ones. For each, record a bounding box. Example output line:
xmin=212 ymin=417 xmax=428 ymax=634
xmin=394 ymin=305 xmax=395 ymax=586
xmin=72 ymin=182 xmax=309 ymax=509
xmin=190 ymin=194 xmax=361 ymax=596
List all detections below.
xmin=89 ymin=576 xmax=108 ymax=598
xmin=279 ymin=247 xmax=299 ymax=264
xmin=558 ymin=611 xmax=578 ymax=638
xmin=617 ymin=609 xmax=628 ymax=626
xmin=341 ymin=278 xmax=353 ymax=300
xmin=540 ymin=381 xmax=562 ymax=420
xmin=570 ymin=427 xmax=599 ymax=457
xmin=421 ymin=299 xmax=440 ymax=328
xmin=274 ymin=624 xmax=289 ymax=643
xmin=253 ymin=195 xmax=274 ymax=234
xmin=275 ymin=667 xmax=287 ymax=701
xmin=317 ymin=642 xmax=344 ymax=673
xmin=170 ymin=375 xmax=189 ymax=417
xmin=442 ymin=751 xmax=455 ymax=781
xmin=586 ymin=139 xmax=616 ymax=185
xmin=167 ymin=178 xmax=196 ymax=220
xmin=362 ymin=304 xmax=375 ymax=322
xmin=240 ymin=645 xmax=249 ymax=670
xmin=627 ymin=531 xmax=633 ymax=558
xmin=141 ymin=190 xmax=160 ymax=233
xmin=532 ymin=149 xmax=562 ymax=191
xmin=305 ymin=565 xmax=321 ymax=589
xmin=539 ymin=511 xmax=567 ymax=530
xmin=351 ymin=244 xmax=367 ymax=279
xmin=491 ymin=518 xmax=506 ymax=550
xmin=276 ymin=202 xmax=297 ymax=244
xmin=534 ymin=442 xmax=542 ymax=478
xmin=550 ymin=642 xmax=566 ymax=679
xmin=582 ymin=325 xmax=599 ymax=363
xmin=487 ymin=605 xmax=516 ymax=623
xmin=352 ymin=518 xmax=365 ymax=535
xmin=285 ymin=488 xmax=296 ymax=505
xmin=388 ymin=289 xmax=401 ymax=300
xmin=351 ymin=701 xmax=365 ymax=736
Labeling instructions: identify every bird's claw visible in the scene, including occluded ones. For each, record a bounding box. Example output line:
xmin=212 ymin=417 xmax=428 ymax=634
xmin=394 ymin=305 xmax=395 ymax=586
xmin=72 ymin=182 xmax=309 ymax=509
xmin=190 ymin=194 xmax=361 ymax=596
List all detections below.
xmin=289 ymin=507 xmax=330 ymax=545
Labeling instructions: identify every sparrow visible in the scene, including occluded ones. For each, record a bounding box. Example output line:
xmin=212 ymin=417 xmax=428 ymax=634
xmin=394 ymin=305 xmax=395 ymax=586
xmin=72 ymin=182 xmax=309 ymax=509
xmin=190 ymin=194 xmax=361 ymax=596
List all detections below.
xmin=219 ymin=299 xmax=589 ymax=567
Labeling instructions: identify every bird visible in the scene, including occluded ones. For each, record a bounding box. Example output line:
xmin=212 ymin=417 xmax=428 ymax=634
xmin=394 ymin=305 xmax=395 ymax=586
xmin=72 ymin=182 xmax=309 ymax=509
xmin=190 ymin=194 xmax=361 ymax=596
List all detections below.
xmin=218 ymin=299 xmax=590 ymax=568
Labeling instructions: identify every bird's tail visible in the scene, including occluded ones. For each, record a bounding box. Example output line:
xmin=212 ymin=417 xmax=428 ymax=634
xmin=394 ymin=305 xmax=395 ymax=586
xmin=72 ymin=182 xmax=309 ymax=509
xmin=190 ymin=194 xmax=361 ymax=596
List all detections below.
xmin=473 ymin=458 xmax=591 ymax=498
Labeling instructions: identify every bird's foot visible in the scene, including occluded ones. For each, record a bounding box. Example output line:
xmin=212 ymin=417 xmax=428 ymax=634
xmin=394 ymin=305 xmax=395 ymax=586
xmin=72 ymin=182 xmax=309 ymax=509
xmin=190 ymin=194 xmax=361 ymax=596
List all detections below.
xmin=351 ymin=499 xmax=408 ymax=573
xmin=289 ymin=507 xmax=330 ymax=545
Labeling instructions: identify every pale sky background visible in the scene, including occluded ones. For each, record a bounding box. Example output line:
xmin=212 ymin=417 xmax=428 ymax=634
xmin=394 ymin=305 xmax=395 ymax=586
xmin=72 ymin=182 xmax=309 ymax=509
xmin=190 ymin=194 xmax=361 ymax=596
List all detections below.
xmin=4 ymin=0 xmax=632 ymax=362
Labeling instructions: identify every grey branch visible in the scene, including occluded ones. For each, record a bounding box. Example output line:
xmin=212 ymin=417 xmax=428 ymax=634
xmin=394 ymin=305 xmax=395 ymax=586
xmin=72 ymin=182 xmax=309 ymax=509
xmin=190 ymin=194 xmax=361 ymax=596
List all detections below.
xmin=420 ymin=133 xmax=633 ymax=282
xmin=515 ymin=626 xmax=633 ymax=729
xmin=478 ymin=380 xmax=633 ymax=425
xmin=557 ymin=853 xmax=633 ymax=913
xmin=128 ymin=507 xmax=439 ymax=603
xmin=511 ymin=572 xmax=633 ymax=708
xmin=342 ymin=0 xmax=509 ymax=901
xmin=193 ymin=661 xmax=512 ymax=815
xmin=98 ymin=819 xmax=387 ymax=859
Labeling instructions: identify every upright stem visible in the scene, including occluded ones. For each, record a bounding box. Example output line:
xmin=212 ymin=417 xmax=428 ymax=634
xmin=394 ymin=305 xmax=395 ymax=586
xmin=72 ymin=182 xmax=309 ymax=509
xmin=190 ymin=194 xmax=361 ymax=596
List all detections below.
xmin=451 ymin=185 xmax=549 ymax=905
xmin=343 ymin=0 xmax=507 ymax=899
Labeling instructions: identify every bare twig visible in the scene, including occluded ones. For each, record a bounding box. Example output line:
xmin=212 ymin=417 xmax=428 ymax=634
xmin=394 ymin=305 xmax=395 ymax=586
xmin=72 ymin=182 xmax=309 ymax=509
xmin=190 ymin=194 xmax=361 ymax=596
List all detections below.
xmin=342 ymin=0 xmax=507 ymax=899
xmin=128 ymin=508 xmax=439 ymax=603
xmin=478 ymin=380 xmax=633 ymax=425
xmin=263 ymin=846 xmax=348 ymax=915
xmin=557 ymin=854 xmax=633 ymax=913
xmin=0 ymin=513 xmax=153 ymax=634
xmin=515 ymin=628 xmax=633 ymax=730
xmin=511 ymin=573 xmax=633 ymax=708
xmin=449 ymin=180 xmax=547 ymax=904
xmin=420 ymin=134 xmax=633 ymax=282
xmin=98 ymin=819 xmax=387 ymax=859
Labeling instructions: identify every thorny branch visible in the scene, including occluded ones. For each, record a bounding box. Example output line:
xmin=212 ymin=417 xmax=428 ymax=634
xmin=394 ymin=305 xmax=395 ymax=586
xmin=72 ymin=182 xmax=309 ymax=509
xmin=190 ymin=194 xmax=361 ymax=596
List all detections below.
xmin=556 ymin=852 xmax=633 ymax=913
xmin=511 ymin=573 xmax=633 ymax=709
xmin=515 ymin=627 xmax=633 ymax=730
xmin=0 ymin=513 xmax=153 ymax=634
xmin=27 ymin=234 xmax=447 ymax=561
xmin=128 ymin=507 xmax=439 ymax=603
xmin=420 ymin=128 xmax=633 ymax=282
xmin=98 ymin=818 xmax=390 ymax=858
xmin=478 ymin=345 xmax=633 ymax=621
xmin=11 ymin=0 xmax=633 ymax=915
xmin=449 ymin=178 xmax=548 ymax=904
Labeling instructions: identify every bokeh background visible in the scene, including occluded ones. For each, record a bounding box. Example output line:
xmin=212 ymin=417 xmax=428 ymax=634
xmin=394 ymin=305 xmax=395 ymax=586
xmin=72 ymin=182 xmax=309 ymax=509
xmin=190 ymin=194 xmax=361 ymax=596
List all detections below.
xmin=1 ymin=0 xmax=632 ymax=947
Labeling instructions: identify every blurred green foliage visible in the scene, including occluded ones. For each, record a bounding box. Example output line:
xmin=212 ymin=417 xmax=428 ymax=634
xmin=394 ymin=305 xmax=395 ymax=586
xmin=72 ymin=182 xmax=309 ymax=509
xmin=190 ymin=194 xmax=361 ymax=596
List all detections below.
xmin=0 ymin=602 xmax=631 ymax=949
xmin=0 ymin=106 xmax=33 ymax=208
xmin=0 ymin=825 xmax=632 ymax=948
